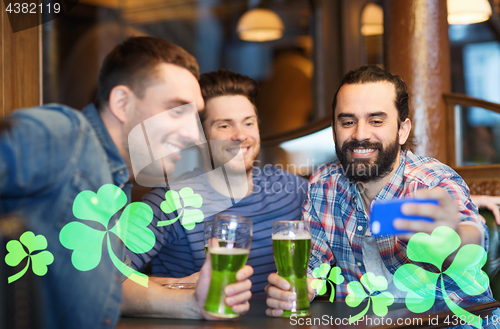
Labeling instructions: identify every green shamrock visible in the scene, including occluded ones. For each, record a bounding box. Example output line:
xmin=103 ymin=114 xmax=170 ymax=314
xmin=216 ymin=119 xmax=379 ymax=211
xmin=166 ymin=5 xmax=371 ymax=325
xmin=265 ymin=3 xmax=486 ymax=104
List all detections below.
xmin=393 ymin=226 xmax=488 ymax=329
xmin=159 ymin=187 xmax=203 ymax=230
xmin=59 ymin=184 xmax=155 ymax=287
xmin=310 ymin=264 xmax=344 ymax=302
xmin=5 ymin=231 xmax=54 ymax=283
xmin=346 ymin=272 xmax=394 ymax=324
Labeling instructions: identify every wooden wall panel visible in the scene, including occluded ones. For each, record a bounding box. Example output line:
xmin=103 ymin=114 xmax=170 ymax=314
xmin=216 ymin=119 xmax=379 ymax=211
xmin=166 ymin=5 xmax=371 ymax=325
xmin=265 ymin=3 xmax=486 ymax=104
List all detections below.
xmin=1 ymin=2 xmax=42 ymax=118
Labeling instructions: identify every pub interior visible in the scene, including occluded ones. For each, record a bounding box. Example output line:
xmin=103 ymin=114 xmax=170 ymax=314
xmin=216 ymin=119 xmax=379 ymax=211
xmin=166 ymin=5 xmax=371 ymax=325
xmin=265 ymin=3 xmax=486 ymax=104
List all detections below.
xmin=1 ymin=0 xmax=500 ymax=328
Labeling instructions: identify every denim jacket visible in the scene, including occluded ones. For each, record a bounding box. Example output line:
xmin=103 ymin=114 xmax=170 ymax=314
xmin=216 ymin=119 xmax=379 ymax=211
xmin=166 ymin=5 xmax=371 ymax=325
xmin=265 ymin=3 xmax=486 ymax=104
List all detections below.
xmin=0 ymin=103 xmax=131 ymax=329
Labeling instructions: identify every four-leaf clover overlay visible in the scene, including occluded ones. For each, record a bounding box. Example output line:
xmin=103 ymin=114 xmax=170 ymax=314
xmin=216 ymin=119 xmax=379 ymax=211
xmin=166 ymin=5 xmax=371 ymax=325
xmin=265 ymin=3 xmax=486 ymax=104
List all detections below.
xmin=59 ymin=184 xmax=155 ymax=287
xmin=310 ymin=264 xmax=344 ymax=302
xmin=5 ymin=231 xmax=54 ymax=283
xmin=159 ymin=187 xmax=203 ymax=230
xmin=346 ymin=272 xmax=394 ymax=324
xmin=393 ymin=226 xmax=488 ymax=329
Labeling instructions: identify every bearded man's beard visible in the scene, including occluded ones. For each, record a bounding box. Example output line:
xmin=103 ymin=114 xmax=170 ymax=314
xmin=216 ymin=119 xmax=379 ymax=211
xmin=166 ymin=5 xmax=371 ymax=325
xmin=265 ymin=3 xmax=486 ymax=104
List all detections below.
xmin=335 ymin=135 xmax=400 ymax=183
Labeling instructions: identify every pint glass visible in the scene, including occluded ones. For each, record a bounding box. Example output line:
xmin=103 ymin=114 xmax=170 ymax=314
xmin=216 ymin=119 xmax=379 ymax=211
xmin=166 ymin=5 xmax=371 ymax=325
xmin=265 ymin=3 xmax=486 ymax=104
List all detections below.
xmin=204 ymin=214 xmax=252 ymax=318
xmin=272 ymin=220 xmax=311 ymax=317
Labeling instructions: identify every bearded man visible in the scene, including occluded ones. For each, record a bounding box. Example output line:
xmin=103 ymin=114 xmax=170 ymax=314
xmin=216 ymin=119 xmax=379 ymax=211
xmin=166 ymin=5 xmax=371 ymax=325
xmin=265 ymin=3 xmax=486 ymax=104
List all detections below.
xmin=126 ymin=69 xmax=308 ymax=297
xmin=265 ymin=65 xmax=496 ymax=317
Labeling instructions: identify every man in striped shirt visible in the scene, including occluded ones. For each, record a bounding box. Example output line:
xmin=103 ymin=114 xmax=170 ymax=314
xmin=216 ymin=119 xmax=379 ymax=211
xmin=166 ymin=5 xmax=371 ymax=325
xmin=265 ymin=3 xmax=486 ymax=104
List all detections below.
xmin=265 ymin=65 xmax=496 ymax=318
xmin=126 ymin=69 xmax=308 ymax=296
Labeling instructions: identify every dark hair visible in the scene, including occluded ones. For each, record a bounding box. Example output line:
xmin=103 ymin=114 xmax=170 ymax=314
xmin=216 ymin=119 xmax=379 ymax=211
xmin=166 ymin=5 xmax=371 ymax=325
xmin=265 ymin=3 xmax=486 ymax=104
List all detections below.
xmin=199 ymin=69 xmax=259 ymax=124
xmin=96 ymin=36 xmax=200 ymax=110
xmin=331 ymin=65 xmax=409 ymax=126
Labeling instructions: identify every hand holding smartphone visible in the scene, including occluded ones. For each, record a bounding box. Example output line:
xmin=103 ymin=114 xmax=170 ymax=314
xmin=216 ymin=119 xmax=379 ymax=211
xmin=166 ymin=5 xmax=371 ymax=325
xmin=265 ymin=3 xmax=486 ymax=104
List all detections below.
xmin=370 ymin=198 xmax=439 ymax=236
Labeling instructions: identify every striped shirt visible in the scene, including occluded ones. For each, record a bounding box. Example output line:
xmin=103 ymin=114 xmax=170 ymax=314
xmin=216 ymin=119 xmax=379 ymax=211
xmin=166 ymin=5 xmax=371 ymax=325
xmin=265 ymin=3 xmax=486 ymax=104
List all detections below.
xmin=305 ymin=150 xmax=493 ymax=303
xmin=127 ymin=165 xmax=308 ymax=296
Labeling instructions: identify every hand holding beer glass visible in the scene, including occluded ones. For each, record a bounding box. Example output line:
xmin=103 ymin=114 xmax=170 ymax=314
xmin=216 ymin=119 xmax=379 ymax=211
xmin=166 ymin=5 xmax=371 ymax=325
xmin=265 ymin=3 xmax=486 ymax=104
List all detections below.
xmin=204 ymin=214 xmax=252 ymax=318
xmin=272 ymin=221 xmax=311 ymax=317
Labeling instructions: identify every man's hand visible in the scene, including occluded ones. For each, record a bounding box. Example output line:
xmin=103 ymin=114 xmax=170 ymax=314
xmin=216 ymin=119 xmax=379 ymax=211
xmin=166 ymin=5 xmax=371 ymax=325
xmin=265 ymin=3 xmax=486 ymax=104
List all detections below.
xmin=264 ymin=273 xmax=315 ymax=317
xmin=393 ymin=187 xmax=482 ymax=246
xmin=393 ymin=187 xmax=460 ymax=236
xmin=471 ymin=195 xmax=500 ymax=225
xmin=195 ymin=252 xmax=253 ymax=320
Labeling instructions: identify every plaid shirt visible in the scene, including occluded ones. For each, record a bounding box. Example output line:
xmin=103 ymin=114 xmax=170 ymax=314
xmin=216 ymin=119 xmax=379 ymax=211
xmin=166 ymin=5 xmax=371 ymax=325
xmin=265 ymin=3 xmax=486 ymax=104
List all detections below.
xmin=305 ymin=150 xmax=492 ymax=303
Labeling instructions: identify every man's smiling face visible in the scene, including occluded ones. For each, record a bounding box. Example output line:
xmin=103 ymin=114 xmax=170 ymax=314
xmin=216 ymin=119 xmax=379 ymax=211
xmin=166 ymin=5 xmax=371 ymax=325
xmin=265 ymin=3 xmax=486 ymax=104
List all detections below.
xmin=124 ymin=63 xmax=204 ymax=176
xmin=333 ymin=81 xmax=410 ymax=182
xmin=202 ymin=95 xmax=260 ymax=173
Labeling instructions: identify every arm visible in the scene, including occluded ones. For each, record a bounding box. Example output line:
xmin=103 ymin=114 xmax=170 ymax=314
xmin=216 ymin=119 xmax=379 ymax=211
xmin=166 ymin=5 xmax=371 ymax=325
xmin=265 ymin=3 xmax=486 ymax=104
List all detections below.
xmin=148 ymin=272 xmax=199 ymax=285
xmin=126 ymin=189 xmax=202 ymax=284
xmin=394 ymin=186 xmax=483 ymax=247
xmin=126 ymin=188 xmax=180 ymax=272
xmin=0 ymin=109 xmax=78 ymax=196
xmin=121 ymin=251 xmax=253 ymax=319
xmin=471 ymin=195 xmax=500 ymax=225
xmin=393 ymin=186 xmax=483 ymax=266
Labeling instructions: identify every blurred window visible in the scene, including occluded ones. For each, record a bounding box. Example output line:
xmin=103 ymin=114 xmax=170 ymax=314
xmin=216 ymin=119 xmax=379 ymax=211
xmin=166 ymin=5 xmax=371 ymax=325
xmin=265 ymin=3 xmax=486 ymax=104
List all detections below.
xmin=449 ymin=21 xmax=500 ymax=165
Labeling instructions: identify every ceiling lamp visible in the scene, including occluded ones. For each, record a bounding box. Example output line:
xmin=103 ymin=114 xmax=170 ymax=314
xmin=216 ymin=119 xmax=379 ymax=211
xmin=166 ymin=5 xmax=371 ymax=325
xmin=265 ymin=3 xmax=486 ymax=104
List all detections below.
xmin=447 ymin=0 xmax=492 ymax=25
xmin=361 ymin=3 xmax=384 ymax=36
xmin=237 ymin=8 xmax=284 ymax=42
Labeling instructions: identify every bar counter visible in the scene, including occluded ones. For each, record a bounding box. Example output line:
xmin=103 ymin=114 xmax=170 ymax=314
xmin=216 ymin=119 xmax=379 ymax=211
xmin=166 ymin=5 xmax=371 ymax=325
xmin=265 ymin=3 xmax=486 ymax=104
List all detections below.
xmin=117 ymin=298 xmax=500 ymax=328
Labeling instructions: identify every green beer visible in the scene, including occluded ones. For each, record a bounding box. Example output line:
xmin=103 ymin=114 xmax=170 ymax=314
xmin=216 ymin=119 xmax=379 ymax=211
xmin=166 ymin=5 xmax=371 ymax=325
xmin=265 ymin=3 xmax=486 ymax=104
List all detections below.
xmin=204 ymin=247 xmax=249 ymax=317
xmin=272 ymin=233 xmax=311 ymax=317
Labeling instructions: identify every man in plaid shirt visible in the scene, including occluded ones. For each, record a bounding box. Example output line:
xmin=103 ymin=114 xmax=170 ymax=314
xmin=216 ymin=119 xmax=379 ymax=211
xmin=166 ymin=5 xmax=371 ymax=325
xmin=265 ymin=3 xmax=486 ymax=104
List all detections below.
xmin=265 ymin=65 xmax=494 ymax=317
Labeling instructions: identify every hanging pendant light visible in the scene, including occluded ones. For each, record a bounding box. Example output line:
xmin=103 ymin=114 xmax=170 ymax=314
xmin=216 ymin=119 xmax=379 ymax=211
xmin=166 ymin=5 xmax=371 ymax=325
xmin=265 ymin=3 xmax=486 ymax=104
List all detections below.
xmin=237 ymin=8 xmax=284 ymax=42
xmin=361 ymin=3 xmax=384 ymax=36
xmin=447 ymin=0 xmax=492 ymax=25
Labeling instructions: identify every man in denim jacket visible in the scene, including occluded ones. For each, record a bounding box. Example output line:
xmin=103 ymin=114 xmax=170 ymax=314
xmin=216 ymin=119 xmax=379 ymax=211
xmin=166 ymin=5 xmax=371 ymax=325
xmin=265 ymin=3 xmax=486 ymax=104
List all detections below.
xmin=0 ymin=37 xmax=252 ymax=328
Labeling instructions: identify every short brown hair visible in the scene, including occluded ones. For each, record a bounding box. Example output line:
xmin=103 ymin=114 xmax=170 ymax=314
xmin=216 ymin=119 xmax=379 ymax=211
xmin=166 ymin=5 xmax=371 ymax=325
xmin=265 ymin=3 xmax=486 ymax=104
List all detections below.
xmin=199 ymin=69 xmax=259 ymax=123
xmin=96 ymin=36 xmax=200 ymax=110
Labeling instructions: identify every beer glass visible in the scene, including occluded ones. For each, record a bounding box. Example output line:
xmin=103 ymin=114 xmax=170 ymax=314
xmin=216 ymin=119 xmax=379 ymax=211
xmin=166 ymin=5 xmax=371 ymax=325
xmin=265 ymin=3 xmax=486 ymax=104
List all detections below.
xmin=204 ymin=214 xmax=252 ymax=318
xmin=272 ymin=220 xmax=311 ymax=317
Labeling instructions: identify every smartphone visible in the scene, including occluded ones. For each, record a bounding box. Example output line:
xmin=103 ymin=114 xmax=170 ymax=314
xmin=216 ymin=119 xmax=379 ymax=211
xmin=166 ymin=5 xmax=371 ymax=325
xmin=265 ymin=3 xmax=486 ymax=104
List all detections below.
xmin=370 ymin=198 xmax=438 ymax=236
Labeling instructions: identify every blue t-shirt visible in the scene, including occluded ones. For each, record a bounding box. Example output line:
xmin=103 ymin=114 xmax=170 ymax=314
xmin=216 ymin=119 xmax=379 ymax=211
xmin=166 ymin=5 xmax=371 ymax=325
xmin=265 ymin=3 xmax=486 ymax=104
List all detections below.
xmin=127 ymin=165 xmax=308 ymax=295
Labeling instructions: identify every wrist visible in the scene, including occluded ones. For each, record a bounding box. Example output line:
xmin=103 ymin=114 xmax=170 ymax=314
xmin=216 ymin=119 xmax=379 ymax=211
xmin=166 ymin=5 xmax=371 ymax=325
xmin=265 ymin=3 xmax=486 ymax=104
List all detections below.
xmin=187 ymin=289 xmax=205 ymax=319
xmin=457 ymin=222 xmax=483 ymax=247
